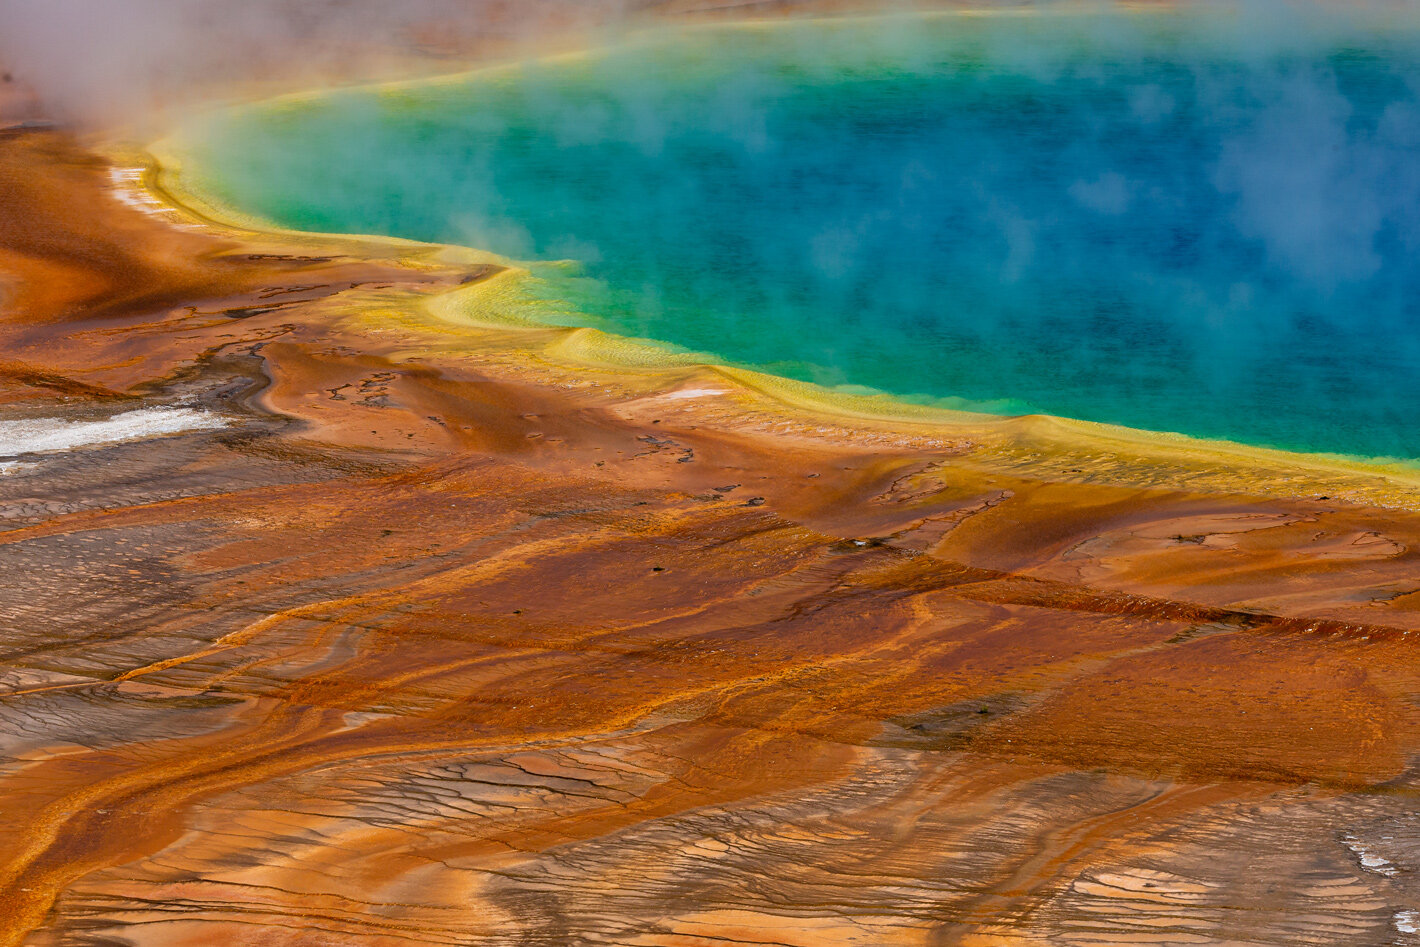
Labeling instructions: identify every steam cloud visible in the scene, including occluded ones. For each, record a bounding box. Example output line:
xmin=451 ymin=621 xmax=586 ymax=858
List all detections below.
xmin=0 ymin=0 xmax=641 ymax=128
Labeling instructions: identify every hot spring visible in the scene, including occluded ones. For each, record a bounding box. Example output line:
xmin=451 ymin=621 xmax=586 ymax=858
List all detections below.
xmin=174 ymin=8 xmax=1420 ymax=461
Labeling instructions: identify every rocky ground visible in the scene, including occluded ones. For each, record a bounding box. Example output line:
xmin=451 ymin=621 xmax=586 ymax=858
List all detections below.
xmin=1 ymin=128 xmax=1420 ymax=946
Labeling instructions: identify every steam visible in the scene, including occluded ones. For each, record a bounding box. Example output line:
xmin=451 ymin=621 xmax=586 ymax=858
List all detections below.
xmin=0 ymin=0 xmax=639 ymax=128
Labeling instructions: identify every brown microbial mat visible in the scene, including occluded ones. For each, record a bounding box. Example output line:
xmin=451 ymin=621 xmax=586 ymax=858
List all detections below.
xmin=2 ymin=129 xmax=1420 ymax=947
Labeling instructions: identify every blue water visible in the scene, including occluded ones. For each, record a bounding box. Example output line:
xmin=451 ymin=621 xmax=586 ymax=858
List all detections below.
xmin=180 ymin=10 xmax=1420 ymax=459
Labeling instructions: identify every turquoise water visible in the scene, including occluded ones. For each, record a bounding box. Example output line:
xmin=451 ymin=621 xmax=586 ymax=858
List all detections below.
xmin=182 ymin=10 xmax=1420 ymax=459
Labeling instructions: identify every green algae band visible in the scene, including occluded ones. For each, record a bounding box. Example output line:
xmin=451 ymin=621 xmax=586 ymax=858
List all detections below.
xmin=178 ymin=10 xmax=1420 ymax=460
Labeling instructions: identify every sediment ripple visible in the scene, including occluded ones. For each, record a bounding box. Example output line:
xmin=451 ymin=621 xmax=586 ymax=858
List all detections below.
xmin=2 ymin=131 xmax=1420 ymax=946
